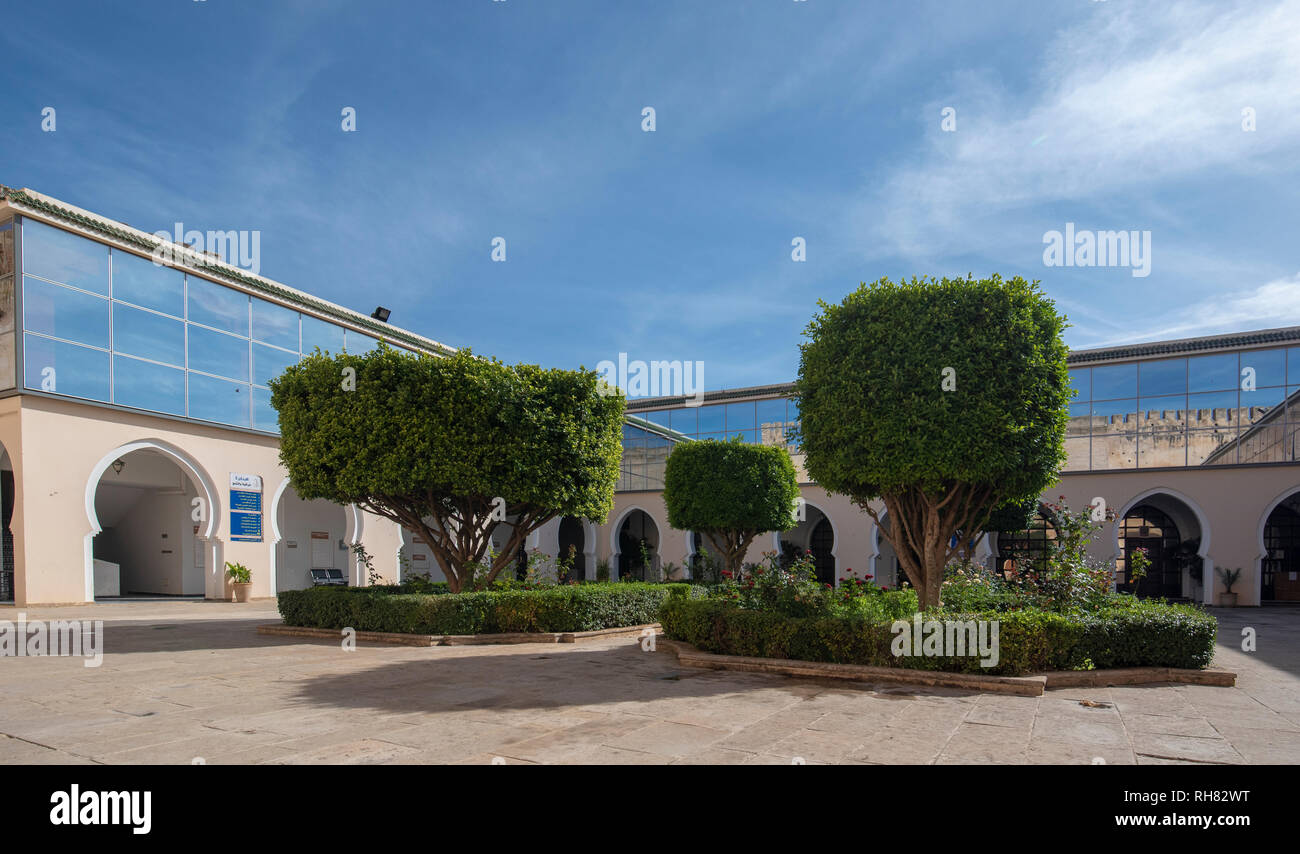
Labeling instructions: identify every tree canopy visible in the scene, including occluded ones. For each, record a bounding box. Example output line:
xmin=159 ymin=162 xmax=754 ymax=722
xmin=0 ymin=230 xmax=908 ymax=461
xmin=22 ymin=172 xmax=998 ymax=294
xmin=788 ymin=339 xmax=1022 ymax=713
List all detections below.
xmin=270 ymin=347 xmax=625 ymax=592
xmin=663 ymin=436 xmax=800 ymax=574
xmin=795 ymin=274 xmax=1070 ymax=607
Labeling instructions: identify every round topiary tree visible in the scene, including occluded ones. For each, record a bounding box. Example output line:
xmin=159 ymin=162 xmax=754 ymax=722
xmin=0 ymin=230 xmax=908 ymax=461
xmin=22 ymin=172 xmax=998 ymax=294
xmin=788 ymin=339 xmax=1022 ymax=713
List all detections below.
xmin=270 ymin=347 xmax=625 ymax=593
xmin=663 ymin=436 xmax=800 ymax=576
xmin=795 ymin=274 xmax=1070 ymax=609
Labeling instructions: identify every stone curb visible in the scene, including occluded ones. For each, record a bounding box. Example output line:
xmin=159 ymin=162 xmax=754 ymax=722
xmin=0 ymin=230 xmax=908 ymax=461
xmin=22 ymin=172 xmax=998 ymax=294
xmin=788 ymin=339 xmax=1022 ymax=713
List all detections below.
xmin=656 ymin=639 xmax=1236 ymax=696
xmin=257 ymin=622 xmax=660 ymax=647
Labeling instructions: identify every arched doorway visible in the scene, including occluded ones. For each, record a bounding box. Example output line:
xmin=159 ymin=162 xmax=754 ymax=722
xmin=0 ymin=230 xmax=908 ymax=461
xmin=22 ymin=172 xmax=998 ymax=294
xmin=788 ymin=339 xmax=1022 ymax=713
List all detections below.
xmin=997 ymin=508 xmax=1058 ymax=578
xmin=1262 ymin=492 xmax=1300 ymax=602
xmin=273 ymin=483 xmax=354 ymax=591
xmin=615 ymin=509 xmax=659 ymax=581
xmin=558 ymin=516 xmax=586 ymax=582
xmin=90 ymin=448 xmax=208 ymax=599
xmin=1118 ymin=499 xmax=1201 ymax=600
xmin=689 ymin=531 xmax=724 ymax=583
xmin=874 ymin=513 xmax=901 ymax=589
xmin=780 ymin=503 xmax=835 ymax=586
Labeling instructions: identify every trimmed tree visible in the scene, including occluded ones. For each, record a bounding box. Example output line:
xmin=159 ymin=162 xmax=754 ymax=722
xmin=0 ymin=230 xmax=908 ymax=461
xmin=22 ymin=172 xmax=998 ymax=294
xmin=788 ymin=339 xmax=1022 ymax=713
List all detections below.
xmin=270 ymin=347 xmax=625 ymax=593
xmin=663 ymin=436 xmax=800 ymax=575
xmin=795 ymin=274 xmax=1070 ymax=609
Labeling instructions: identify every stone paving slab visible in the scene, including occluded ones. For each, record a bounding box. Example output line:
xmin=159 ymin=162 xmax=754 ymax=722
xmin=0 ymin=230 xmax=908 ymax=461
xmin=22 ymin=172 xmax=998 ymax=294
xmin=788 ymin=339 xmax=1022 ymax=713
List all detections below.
xmin=0 ymin=601 xmax=1295 ymax=764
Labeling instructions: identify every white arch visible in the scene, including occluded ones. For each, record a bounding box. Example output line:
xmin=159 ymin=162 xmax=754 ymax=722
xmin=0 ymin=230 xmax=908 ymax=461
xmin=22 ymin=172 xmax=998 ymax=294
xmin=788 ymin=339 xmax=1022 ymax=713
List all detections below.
xmin=84 ymin=439 xmax=221 ymax=602
xmin=1254 ymin=484 xmax=1300 ymax=605
xmin=268 ymin=478 xmax=363 ymax=590
xmin=609 ymin=505 xmax=660 ymax=577
xmin=1112 ymin=486 xmax=1213 ymax=604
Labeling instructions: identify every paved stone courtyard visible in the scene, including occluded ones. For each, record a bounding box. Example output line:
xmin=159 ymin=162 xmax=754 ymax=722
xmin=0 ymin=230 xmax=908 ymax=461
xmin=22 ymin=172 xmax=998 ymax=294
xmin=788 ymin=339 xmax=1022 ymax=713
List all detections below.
xmin=1 ymin=601 xmax=1297 ymax=764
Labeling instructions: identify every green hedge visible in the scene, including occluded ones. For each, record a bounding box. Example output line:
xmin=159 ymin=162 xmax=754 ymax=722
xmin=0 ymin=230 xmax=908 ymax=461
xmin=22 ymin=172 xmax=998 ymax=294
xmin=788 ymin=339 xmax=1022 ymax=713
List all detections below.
xmin=658 ymin=598 xmax=1217 ymax=676
xmin=278 ymin=583 xmax=699 ymax=635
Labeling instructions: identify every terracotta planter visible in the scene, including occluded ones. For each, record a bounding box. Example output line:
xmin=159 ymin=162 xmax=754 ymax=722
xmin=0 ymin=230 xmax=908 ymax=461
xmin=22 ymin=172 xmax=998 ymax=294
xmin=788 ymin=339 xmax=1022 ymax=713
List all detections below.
xmin=232 ymin=582 xmax=253 ymax=603
xmin=1217 ymin=592 xmax=1237 ymax=607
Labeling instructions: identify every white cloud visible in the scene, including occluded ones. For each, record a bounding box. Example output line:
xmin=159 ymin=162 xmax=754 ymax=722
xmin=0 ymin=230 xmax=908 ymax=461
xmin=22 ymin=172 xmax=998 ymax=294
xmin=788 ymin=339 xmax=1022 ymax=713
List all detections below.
xmin=859 ymin=0 xmax=1300 ymax=257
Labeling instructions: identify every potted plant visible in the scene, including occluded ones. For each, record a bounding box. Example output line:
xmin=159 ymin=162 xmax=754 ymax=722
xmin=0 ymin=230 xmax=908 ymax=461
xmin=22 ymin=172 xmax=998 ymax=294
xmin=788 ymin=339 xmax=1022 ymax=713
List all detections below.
xmin=225 ymin=561 xmax=253 ymax=602
xmin=1216 ymin=567 xmax=1241 ymax=607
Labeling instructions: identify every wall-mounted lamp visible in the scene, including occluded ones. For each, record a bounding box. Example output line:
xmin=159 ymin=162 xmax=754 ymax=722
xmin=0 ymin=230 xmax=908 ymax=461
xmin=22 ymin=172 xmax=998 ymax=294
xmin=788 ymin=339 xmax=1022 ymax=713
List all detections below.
xmin=112 ymin=459 xmax=126 ymax=475
xmin=370 ymin=306 xmax=391 ymax=323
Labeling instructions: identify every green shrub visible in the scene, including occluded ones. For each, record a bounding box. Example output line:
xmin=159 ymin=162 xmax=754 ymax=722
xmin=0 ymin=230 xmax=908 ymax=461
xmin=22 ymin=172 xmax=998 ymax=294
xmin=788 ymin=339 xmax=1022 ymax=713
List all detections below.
xmin=278 ymin=582 xmax=704 ymax=635
xmin=658 ymin=597 xmax=1216 ymax=676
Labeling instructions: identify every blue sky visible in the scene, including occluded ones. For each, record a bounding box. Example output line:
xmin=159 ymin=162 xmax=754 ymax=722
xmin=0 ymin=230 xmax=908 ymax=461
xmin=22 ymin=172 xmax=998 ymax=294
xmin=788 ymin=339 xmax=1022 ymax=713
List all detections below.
xmin=4 ymin=0 xmax=1298 ymax=391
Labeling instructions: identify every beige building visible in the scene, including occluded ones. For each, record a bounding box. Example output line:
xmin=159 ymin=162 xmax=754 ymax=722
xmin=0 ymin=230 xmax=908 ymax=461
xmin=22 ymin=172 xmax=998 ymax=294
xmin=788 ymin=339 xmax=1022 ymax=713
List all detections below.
xmin=3 ymin=186 xmax=1297 ymax=609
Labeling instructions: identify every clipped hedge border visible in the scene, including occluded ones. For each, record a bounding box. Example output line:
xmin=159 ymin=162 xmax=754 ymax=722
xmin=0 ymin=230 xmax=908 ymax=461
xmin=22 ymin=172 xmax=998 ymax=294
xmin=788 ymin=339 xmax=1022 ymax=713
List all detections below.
xmin=278 ymin=582 xmax=702 ymax=635
xmin=657 ymin=598 xmax=1217 ymax=676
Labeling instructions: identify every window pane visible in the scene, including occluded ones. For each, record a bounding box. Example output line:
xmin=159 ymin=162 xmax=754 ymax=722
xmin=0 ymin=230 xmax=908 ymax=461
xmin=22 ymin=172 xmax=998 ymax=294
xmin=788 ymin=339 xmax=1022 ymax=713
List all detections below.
xmin=1090 ymin=398 xmax=1137 ymax=423
xmin=1188 ymin=353 xmax=1237 ymax=392
xmin=724 ymin=402 xmax=755 ymax=430
xmin=1138 ymin=427 xmax=1185 ymax=468
xmin=345 ymin=330 xmax=378 ymax=353
xmin=1091 ymin=432 xmax=1136 ymax=469
xmin=23 ymin=276 xmax=109 ymax=347
xmin=113 ymin=303 xmax=184 ymax=366
xmin=1138 ymin=358 xmax=1186 ymax=396
xmin=729 ymin=428 xmax=758 ymax=443
xmin=1241 ymin=348 xmax=1285 ymax=388
xmin=188 ymin=372 xmax=250 ymax=427
xmin=1064 ymin=437 xmax=1089 ymax=471
xmin=0 ymin=221 xmax=12 ymax=278
xmin=697 ymin=404 xmax=725 ymax=432
xmin=24 ymin=336 xmax=109 ymax=401
xmin=21 ymin=220 xmax=109 ymax=294
xmin=300 ymin=315 xmax=345 ymax=355
xmin=1067 ymin=368 xmax=1090 ymax=401
xmin=252 ymin=342 xmax=299 ymax=387
xmin=669 ymin=407 xmax=696 ymax=434
xmin=187 ymin=276 xmax=249 ymax=335
xmin=756 ymin=398 xmax=786 ymax=426
xmin=1242 ymin=386 xmax=1285 ymax=426
xmin=638 ymin=410 xmax=671 ymax=428
xmin=1139 ymin=394 xmax=1185 ymax=418
xmin=1188 ymin=391 xmax=1238 ymax=428
xmin=1190 ymin=428 xmax=1237 ymax=466
xmin=113 ymin=355 xmax=184 ymax=415
xmin=251 ymin=298 xmax=299 ymax=350
xmin=1067 ymin=403 xmax=1091 ymax=437
xmin=1091 ymin=363 xmax=1137 ymax=399
xmin=111 ymin=250 xmax=183 ymax=316
xmin=188 ymin=325 xmax=249 ymax=381
xmin=252 ymin=386 xmax=278 ymax=432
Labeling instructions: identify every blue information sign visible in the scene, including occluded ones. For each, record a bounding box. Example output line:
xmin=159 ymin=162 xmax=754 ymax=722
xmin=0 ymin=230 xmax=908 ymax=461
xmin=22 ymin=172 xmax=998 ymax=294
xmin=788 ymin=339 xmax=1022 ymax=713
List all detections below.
xmin=229 ymin=473 xmax=264 ymax=543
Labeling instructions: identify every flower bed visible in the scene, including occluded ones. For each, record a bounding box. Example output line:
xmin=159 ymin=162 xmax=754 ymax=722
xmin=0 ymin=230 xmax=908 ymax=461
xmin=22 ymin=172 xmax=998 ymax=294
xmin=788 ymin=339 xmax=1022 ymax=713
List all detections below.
xmin=277 ymin=582 xmax=701 ymax=635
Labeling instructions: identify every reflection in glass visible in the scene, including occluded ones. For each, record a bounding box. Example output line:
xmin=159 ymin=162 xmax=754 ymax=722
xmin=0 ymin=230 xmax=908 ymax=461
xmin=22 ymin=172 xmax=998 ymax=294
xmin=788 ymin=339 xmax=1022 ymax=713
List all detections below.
xmin=1188 ymin=353 xmax=1238 ymax=393
xmin=724 ymin=402 xmax=755 ymax=430
xmin=188 ymin=325 xmax=249 ymax=382
xmin=1064 ymin=437 xmax=1090 ymax=471
xmin=252 ymin=386 xmax=278 ymax=432
xmin=697 ymin=405 xmax=725 ymax=433
xmin=23 ymin=335 xmax=109 ymax=401
xmin=1138 ymin=358 xmax=1186 ymax=396
xmin=1067 ymin=368 xmax=1089 ymax=401
xmin=1091 ymin=363 xmax=1137 ymax=400
xmin=1188 ymin=391 xmax=1238 ymax=428
xmin=669 ymin=407 xmax=696 ymax=434
xmin=23 ymin=277 xmax=110 ymax=347
xmin=113 ymin=355 xmax=184 ymax=415
xmin=1067 ymin=403 xmax=1091 ymax=437
xmin=1091 ymin=432 xmax=1136 ymax=469
xmin=187 ymin=276 xmax=249 ymax=335
xmin=21 ymin=220 xmax=109 ymax=294
xmin=251 ymin=298 xmax=299 ymax=350
xmin=112 ymin=250 xmax=184 ymax=316
xmin=756 ymin=398 xmax=787 ymax=427
xmin=188 ymin=372 xmax=250 ymax=427
xmin=1138 ymin=428 xmax=1186 ymax=468
xmin=113 ymin=303 xmax=185 ymax=366
xmin=345 ymin=330 xmax=379 ymax=353
xmin=300 ymin=315 xmax=345 ymax=354
xmin=1192 ymin=428 xmax=1238 ymax=466
xmin=253 ymin=343 xmax=299 ymax=387
xmin=1242 ymin=348 xmax=1286 ymax=389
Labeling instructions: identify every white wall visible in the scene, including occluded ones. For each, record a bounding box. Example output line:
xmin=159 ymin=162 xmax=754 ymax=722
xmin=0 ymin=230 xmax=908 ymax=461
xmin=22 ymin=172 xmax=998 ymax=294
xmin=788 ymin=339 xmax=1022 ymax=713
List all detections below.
xmin=276 ymin=488 xmax=349 ymax=592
